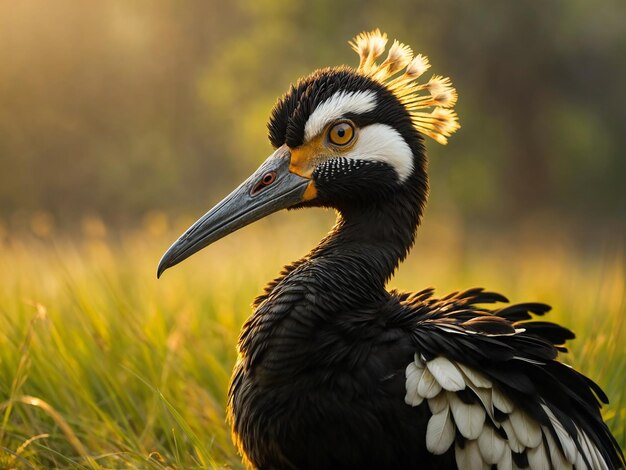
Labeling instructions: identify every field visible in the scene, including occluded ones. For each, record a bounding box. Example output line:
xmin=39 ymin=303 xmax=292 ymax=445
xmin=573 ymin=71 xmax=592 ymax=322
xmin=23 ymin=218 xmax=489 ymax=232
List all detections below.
xmin=0 ymin=211 xmax=624 ymax=469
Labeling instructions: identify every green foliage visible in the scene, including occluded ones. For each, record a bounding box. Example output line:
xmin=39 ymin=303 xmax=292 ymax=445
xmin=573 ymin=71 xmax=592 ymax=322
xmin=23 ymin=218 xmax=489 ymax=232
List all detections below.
xmin=0 ymin=215 xmax=623 ymax=468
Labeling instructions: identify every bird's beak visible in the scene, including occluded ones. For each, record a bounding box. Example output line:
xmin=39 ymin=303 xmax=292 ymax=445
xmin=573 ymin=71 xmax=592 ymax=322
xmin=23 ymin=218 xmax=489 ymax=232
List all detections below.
xmin=157 ymin=146 xmax=310 ymax=278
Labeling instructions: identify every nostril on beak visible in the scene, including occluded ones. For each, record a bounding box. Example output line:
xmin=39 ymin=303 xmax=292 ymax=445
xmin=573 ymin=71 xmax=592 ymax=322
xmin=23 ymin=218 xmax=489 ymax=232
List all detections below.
xmin=251 ymin=171 xmax=277 ymax=196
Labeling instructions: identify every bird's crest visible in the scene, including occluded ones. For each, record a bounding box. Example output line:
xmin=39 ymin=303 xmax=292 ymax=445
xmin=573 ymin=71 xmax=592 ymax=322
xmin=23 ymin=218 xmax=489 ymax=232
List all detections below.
xmin=349 ymin=29 xmax=460 ymax=145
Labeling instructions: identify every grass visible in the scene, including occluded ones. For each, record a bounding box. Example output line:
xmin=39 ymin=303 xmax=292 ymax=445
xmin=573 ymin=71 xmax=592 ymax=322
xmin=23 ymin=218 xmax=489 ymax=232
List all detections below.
xmin=0 ymin=210 xmax=624 ymax=468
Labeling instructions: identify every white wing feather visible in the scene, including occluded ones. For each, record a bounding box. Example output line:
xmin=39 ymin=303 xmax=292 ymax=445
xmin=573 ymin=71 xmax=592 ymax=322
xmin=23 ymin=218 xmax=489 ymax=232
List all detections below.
xmin=425 ymin=405 xmax=455 ymax=455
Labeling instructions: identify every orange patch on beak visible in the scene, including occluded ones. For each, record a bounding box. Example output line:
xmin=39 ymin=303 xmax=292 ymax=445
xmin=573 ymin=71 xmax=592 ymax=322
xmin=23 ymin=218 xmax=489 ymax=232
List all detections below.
xmin=303 ymin=180 xmax=317 ymax=201
xmin=289 ymin=134 xmax=326 ymax=179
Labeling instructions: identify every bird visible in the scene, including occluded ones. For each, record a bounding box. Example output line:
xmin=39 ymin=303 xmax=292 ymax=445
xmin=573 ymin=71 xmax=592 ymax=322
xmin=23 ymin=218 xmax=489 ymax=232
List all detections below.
xmin=157 ymin=30 xmax=625 ymax=470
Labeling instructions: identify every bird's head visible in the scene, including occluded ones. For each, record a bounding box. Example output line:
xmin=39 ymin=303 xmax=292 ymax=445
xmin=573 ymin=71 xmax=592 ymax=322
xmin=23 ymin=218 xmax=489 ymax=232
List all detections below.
xmin=157 ymin=30 xmax=459 ymax=277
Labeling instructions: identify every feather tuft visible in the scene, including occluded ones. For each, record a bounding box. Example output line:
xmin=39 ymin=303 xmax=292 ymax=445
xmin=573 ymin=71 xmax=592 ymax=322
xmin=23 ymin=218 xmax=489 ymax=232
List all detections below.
xmin=404 ymin=54 xmax=430 ymax=79
xmin=349 ymin=30 xmax=460 ymax=145
xmin=349 ymin=29 xmax=387 ymax=73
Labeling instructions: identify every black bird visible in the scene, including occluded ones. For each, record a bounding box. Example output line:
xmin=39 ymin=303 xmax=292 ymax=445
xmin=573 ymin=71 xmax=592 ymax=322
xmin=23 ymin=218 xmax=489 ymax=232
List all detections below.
xmin=158 ymin=30 xmax=624 ymax=469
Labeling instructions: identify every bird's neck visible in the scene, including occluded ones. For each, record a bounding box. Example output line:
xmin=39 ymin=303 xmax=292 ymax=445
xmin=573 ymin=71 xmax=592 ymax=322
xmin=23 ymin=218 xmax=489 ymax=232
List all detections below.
xmin=308 ymin=184 xmax=426 ymax=299
xmin=239 ymin=177 xmax=426 ymax=372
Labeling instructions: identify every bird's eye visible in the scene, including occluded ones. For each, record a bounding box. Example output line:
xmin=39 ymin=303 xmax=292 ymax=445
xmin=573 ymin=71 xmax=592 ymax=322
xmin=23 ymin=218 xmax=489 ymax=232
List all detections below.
xmin=328 ymin=122 xmax=355 ymax=146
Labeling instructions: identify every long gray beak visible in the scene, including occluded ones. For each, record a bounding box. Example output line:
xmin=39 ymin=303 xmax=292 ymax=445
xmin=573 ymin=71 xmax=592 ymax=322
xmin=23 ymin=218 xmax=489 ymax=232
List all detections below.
xmin=157 ymin=147 xmax=309 ymax=278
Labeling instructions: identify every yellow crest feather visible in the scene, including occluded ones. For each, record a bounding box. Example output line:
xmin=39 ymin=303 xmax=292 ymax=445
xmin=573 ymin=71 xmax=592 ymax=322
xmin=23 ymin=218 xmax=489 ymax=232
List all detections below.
xmin=349 ymin=29 xmax=460 ymax=145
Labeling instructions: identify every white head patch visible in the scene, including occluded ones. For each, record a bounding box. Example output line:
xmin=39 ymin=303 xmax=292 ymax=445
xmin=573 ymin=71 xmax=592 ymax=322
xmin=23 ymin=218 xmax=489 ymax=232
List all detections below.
xmin=304 ymin=90 xmax=377 ymax=141
xmin=344 ymin=123 xmax=414 ymax=182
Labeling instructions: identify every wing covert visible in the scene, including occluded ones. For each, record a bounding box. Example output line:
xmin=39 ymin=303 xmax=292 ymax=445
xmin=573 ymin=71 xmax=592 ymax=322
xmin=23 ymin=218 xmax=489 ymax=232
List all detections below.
xmin=397 ymin=288 xmax=624 ymax=469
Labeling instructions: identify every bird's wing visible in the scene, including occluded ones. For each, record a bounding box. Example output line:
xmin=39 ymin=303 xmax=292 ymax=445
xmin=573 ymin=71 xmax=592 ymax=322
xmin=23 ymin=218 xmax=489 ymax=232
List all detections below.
xmin=394 ymin=288 xmax=625 ymax=469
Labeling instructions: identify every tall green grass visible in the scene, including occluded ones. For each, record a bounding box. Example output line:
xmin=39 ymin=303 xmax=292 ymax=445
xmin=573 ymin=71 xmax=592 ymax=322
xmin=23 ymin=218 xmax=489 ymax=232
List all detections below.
xmin=0 ymin=212 xmax=624 ymax=468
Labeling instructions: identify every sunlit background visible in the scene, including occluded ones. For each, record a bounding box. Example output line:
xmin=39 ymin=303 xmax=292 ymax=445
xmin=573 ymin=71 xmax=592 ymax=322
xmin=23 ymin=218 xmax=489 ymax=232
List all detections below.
xmin=0 ymin=1 xmax=624 ymax=468
xmin=2 ymin=0 xmax=626 ymax=232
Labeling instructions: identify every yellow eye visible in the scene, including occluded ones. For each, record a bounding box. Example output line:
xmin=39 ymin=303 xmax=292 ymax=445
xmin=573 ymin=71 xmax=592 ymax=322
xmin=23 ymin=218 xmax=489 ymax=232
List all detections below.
xmin=328 ymin=122 xmax=355 ymax=146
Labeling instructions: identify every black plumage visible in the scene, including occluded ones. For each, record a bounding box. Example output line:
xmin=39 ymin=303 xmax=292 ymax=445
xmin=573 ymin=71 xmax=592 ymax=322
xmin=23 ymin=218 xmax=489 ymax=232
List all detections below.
xmin=158 ymin=31 xmax=625 ymax=469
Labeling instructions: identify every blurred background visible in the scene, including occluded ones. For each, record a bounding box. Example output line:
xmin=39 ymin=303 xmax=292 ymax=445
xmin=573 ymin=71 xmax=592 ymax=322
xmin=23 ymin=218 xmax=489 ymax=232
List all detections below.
xmin=1 ymin=0 xmax=625 ymax=240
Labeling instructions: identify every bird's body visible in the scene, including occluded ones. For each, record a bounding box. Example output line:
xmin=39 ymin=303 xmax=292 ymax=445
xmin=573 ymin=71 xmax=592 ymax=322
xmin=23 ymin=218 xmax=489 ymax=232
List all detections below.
xmin=158 ymin=31 xmax=625 ymax=469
